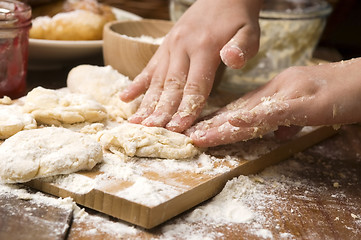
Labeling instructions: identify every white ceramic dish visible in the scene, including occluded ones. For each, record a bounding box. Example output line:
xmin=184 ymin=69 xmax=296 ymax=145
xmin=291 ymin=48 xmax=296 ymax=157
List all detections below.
xmin=28 ymin=7 xmax=141 ymax=69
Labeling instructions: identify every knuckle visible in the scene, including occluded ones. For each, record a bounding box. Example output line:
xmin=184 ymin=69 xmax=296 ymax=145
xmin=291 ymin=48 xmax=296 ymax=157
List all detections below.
xmin=164 ymin=74 xmax=187 ymax=91
xmin=275 ymin=66 xmax=305 ymax=81
xmin=196 ymin=34 xmax=216 ymax=47
xmin=185 ymin=81 xmax=203 ymax=94
xmin=165 ymin=77 xmax=184 ymax=91
xmin=147 ymin=76 xmax=164 ymax=91
xmin=167 ymin=26 xmax=187 ymax=44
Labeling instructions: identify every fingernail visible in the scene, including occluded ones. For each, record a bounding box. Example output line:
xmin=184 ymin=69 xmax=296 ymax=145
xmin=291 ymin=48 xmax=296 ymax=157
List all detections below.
xmin=220 ymin=43 xmax=246 ymax=69
xmin=128 ymin=115 xmax=140 ymax=123
xmin=142 ymin=116 xmax=163 ymax=126
xmin=191 ymin=130 xmax=206 ymax=140
xmin=128 ymin=110 xmax=147 ymax=123
xmin=119 ymin=89 xmax=130 ymax=100
xmin=165 ymin=120 xmax=180 ymax=130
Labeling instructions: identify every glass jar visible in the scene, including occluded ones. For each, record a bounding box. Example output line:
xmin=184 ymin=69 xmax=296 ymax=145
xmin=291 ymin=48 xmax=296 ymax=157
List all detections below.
xmin=0 ymin=0 xmax=31 ymax=99
xmin=220 ymin=0 xmax=332 ymax=94
xmin=169 ymin=0 xmax=195 ymax=22
xmin=169 ymin=0 xmax=333 ymax=94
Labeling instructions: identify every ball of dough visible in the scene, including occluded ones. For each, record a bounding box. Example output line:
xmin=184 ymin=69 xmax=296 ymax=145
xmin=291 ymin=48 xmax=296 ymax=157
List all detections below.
xmin=67 ymin=65 xmax=142 ymax=121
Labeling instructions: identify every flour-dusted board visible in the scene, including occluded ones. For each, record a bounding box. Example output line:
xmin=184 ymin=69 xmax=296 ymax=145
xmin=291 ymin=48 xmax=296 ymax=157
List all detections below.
xmin=26 ymin=126 xmax=337 ymax=229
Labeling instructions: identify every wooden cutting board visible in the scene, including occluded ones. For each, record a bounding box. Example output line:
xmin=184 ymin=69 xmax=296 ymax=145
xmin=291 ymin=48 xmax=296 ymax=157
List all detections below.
xmin=26 ymin=126 xmax=337 ymax=229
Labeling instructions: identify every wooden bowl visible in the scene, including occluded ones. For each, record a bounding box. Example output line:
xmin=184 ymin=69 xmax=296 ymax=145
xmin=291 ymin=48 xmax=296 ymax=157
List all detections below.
xmin=103 ymin=19 xmax=173 ymax=79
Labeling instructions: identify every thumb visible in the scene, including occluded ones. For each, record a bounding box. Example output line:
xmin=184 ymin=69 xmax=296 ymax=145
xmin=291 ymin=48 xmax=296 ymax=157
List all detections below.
xmin=220 ymin=26 xmax=260 ymax=69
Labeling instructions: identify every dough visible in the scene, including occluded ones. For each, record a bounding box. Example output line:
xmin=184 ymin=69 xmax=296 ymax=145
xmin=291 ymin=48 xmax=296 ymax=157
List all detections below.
xmin=97 ymin=122 xmax=200 ymax=159
xmin=0 ymin=104 xmax=37 ymax=139
xmin=0 ymin=127 xmax=103 ymax=183
xmin=67 ymin=65 xmax=142 ymax=121
xmin=23 ymin=87 xmax=107 ymax=126
xmin=0 ymin=96 xmax=12 ymax=105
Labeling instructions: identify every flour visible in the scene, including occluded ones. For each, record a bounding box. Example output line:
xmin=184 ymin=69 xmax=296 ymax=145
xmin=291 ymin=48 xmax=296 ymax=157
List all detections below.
xmin=121 ymin=34 xmax=164 ymax=45
xmin=253 ymin=229 xmax=274 ymax=239
xmin=47 ymin=151 xmax=240 ymax=206
xmin=0 ymin=183 xmax=74 ymax=210
xmin=72 ymin=209 xmax=140 ymax=238
xmin=116 ymin=177 xmax=182 ymax=207
xmin=2 ymin=149 xmax=360 ymax=239
xmin=47 ymin=173 xmax=96 ymax=194
xmin=160 ymin=223 xmax=224 ymax=240
xmin=153 ymin=173 xmax=270 ymax=239
xmin=186 ymin=176 xmax=256 ymax=224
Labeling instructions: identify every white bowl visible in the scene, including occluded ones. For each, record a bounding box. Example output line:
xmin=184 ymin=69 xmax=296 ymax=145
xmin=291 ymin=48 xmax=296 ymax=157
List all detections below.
xmin=28 ymin=7 xmax=141 ymax=70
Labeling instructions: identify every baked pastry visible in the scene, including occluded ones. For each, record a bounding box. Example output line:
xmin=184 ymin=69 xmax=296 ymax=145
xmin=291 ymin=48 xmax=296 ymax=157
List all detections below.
xmin=30 ymin=0 xmax=116 ymax=40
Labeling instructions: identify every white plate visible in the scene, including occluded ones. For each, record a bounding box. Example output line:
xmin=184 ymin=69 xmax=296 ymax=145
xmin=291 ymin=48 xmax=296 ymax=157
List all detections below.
xmin=28 ymin=8 xmax=141 ymax=69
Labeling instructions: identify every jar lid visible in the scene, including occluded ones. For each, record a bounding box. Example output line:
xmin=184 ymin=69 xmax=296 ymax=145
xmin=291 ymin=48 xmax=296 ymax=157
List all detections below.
xmin=260 ymin=0 xmax=332 ymax=20
xmin=0 ymin=0 xmax=31 ymax=27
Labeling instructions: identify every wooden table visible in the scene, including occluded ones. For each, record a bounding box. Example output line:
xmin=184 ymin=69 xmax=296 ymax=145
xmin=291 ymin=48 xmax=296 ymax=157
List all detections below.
xmin=2 ymin=1 xmax=360 ymax=238
xmin=1 ymin=62 xmax=360 ymax=239
xmin=3 ymin=1 xmax=361 ymax=232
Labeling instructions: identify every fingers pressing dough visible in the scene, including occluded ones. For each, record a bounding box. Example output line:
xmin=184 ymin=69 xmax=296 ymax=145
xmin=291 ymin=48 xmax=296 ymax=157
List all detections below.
xmin=97 ymin=122 xmax=201 ymax=159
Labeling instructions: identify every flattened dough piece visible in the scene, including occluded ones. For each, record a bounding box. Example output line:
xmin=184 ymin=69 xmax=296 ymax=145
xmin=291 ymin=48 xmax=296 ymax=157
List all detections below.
xmin=0 ymin=104 xmax=37 ymax=139
xmin=0 ymin=127 xmax=103 ymax=183
xmin=23 ymin=87 xmax=107 ymax=126
xmin=67 ymin=65 xmax=142 ymax=120
xmin=97 ymin=123 xmax=200 ymax=159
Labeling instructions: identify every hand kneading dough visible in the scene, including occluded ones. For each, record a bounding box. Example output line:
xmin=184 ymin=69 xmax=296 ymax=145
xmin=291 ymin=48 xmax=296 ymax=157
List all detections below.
xmin=0 ymin=104 xmax=37 ymax=139
xmin=23 ymin=87 xmax=107 ymax=126
xmin=97 ymin=123 xmax=200 ymax=159
xmin=67 ymin=65 xmax=142 ymax=121
xmin=0 ymin=127 xmax=103 ymax=183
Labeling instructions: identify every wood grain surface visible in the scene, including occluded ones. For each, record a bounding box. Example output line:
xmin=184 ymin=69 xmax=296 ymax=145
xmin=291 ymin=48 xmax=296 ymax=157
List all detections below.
xmin=66 ymin=124 xmax=361 ymax=239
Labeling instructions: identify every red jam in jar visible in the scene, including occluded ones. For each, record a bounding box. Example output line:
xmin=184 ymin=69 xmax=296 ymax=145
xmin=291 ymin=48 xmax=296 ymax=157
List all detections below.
xmin=0 ymin=0 xmax=31 ymax=99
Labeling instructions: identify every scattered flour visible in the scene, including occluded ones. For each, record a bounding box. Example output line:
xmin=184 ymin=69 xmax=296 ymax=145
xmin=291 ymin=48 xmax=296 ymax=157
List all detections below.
xmin=45 ymin=173 xmax=96 ymax=194
xmin=115 ymin=177 xmax=182 ymax=207
xmin=44 ymin=152 xmax=240 ymax=206
xmin=0 ymin=183 xmax=74 ymax=210
xmin=186 ymin=176 xmax=256 ymax=224
xmin=121 ymin=34 xmax=164 ymax=45
xmin=2 ymin=149 xmax=361 ymax=239
xmin=72 ymin=209 xmax=140 ymax=238
xmin=2 ymin=122 xmax=360 ymax=239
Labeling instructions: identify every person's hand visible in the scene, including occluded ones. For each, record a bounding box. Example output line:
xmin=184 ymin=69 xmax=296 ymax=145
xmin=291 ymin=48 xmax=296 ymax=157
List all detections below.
xmin=186 ymin=58 xmax=361 ymax=147
xmin=119 ymin=0 xmax=261 ymax=132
